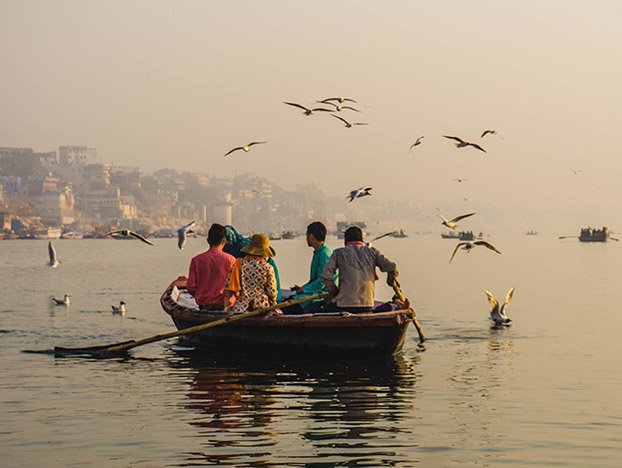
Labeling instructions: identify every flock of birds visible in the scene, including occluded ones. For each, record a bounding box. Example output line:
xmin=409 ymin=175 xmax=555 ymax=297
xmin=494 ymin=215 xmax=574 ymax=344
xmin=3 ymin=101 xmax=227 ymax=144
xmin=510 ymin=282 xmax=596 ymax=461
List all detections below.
xmin=46 ymin=96 xmax=518 ymax=327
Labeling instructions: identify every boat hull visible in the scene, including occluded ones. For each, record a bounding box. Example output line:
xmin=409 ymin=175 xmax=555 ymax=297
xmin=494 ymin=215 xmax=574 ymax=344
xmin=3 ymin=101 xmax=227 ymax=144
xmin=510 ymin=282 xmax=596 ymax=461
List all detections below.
xmin=161 ymin=278 xmax=412 ymax=355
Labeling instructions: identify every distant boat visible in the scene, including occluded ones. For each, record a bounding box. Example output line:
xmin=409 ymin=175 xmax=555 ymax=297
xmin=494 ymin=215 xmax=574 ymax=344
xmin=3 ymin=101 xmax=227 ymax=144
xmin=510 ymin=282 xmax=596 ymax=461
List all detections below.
xmin=559 ymin=226 xmax=618 ymax=243
xmin=61 ymin=231 xmax=84 ymax=240
xmin=526 ymin=231 xmax=538 ymax=236
xmin=441 ymin=231 xmax=477 ymax=241
xmin=268 ymin=233 xmax=282 ymax=241
xmin=281 ymin=231 xmax=297 ymax=240
xmin=579 ymin=227 xmax=613 ymax=242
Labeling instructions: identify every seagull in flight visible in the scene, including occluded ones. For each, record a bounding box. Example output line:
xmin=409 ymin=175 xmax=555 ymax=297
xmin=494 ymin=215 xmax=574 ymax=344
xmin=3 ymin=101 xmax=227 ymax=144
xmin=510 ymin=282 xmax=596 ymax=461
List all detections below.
xmin=435 ymin=212 xmax=476 ymax=229
xmin=449 ymin=240 xmax=501 ymax=263
xmin=442 ymin=135 xmax=486 ymax=153
xmin=480 ymin=129 xmax=498 ymax=138
xmin=105 ymin=229 xmax=155 ymax=246
xmin=486 ymin=288 xmax=515 ymax=326
xmin=223 ymin=141 xmax=266 ymax=157
xmin=176 ymin=220 xmax=195 ymax=250
xmin=367 ymin=231 xmax=398 ymax=246
xmin=111 ymin=301 xmax=126 ymax=315
xmin=453 ymin=178 xmax=469 ymax=183
xmin=317 ymin=100 xmax=361 ymax=112
xmin=52 ymin=294 xmax=71 ymax=306
xmin=283 ymin=101 xmax=335 ymax=116
xmin=347 ymin=186 xmax=372 ymax=202
xmin=321 ymin=97 xmax=357 ymax=104
xmin=47 ymin=241 xmax=60 ymax=267
xmin=331 ymin=114 xmax=368 ymax=128
xmin=569 ymin=168 xmax=583 ymax=175
xmin=408 ymin=137 xmax=424 ymax=153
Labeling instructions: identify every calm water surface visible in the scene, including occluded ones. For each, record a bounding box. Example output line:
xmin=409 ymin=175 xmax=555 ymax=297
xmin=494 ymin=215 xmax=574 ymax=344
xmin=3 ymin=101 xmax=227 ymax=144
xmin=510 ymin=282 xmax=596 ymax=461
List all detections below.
xmin=1 ymin=235 xmax=621 ymax=466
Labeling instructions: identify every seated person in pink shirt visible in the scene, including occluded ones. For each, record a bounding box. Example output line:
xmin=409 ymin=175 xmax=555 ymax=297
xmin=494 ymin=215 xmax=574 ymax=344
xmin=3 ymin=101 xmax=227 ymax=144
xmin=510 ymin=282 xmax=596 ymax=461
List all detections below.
xmin=186 ymin=223 xmax=236 ymax=310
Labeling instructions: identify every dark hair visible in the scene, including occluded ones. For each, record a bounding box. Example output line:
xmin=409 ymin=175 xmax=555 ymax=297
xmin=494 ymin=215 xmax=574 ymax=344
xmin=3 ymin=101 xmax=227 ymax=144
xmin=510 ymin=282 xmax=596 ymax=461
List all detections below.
xmin=344 ymin=226 xmax=363 ymax=243
xmin=306 ymin=221 xmax=327 ymax=242
xmin=207 ymin=223 xmax=227 ymax=246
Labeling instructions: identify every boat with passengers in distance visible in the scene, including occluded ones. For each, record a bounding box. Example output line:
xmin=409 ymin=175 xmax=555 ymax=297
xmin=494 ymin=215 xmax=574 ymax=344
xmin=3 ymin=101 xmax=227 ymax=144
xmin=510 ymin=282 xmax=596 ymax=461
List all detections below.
xmin=160 ymin=277 xmax=415 ymax=355
xmin=579 ymin=226 xmax=612 ymax=242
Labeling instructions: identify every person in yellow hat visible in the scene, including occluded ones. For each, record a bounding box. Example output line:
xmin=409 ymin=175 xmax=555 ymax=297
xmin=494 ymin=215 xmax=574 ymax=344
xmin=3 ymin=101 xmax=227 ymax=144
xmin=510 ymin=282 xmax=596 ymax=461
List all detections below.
xmin=224 ymin=233 xmax=279 ymax=314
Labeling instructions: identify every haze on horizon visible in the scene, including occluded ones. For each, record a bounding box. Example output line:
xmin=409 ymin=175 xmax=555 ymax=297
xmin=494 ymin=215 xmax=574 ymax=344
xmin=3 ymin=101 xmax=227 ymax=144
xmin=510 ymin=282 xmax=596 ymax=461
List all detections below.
xmin=2 ymin=1 xmax=622 ymax=231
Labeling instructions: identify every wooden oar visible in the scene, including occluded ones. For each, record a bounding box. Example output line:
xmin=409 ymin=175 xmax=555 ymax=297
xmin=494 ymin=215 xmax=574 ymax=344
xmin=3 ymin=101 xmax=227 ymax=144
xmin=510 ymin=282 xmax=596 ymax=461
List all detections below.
xmin=54 ymin=292 xmax=330 ymax=358
xmin=391 ymin=279 xmax=426 ymax=344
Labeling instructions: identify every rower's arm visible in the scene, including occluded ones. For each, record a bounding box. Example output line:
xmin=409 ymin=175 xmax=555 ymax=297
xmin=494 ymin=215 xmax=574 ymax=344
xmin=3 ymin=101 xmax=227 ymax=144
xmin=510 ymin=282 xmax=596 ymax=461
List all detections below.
xmin=321 ymin=253 xmax=339 ymax=295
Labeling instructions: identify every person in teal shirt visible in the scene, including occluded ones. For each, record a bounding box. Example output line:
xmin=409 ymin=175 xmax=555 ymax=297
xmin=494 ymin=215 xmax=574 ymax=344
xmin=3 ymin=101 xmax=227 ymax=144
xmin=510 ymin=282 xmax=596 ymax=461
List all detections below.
xmin=223 ymin=225 xmax=283 ymax=303
xmin=288 ymin=221 xmax=334 ymax=313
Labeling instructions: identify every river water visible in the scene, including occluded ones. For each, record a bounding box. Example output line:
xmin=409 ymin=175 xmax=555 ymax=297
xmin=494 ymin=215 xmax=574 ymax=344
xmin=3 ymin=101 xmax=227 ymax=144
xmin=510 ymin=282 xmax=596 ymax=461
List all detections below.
xmin=1 ymin=235 xmax=621 ymax=466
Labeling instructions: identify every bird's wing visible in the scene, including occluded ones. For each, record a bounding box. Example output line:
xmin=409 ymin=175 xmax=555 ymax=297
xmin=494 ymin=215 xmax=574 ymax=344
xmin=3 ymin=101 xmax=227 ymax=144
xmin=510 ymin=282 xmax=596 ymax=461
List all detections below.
xmin=341 ymin=106 xmax=361 ymax=112
xmin=481 ymin=130 xmax=495 ymax=138
xmin=504 ymin=287 xmax=515 ymax=306
xmin=48 ymin=242 xmax=56 ymax=261
xmin=342 ymin=98 xmax=357 ymax=103
xmin=450 ymin=212 xmax=477 ymax=223
xmin=129 ymin=231 xmax=155 ymax=246
xmin=103 ymin=230 xmax=122 ymax=236
xmin=449 ymin=243 xmax=465 ymax=263
xmin=371 ymin=231 xmax=396 ymax=242
xmin=283 ymin=101 xmax=309 ymax=111
xmin=352 ymin=122 xmax=368 ymax=126
xmin=474 ymin=241 xmax=501 ymax=254
xmin=182 ymin=220 xmax=196 ymax=230
xmin=247 ymin=141 xmax=267 ymax=147
xmin=435 ymin=212 xmax=448 ymax=223
xmin=442 ymin=135 xmax=465 ymax=143
xmin=485 ymin=290 xmax=499 ymax=313
xmin=363 ymin=186 xmax=372 ymax=192
xmin=331 ymin=114 xmax=350 ymax=125
xmin=317 ymin=100 xmax=337 ymax=107
xmin=468 ymin=143 xmax=487 ymax=153
xmin=312 ymin=107 xmax=335 ymax=112
xmin=223 ymin=147 xmax=243 ymax=157
xmin=177 ymin=231 xmax=186 ymax=250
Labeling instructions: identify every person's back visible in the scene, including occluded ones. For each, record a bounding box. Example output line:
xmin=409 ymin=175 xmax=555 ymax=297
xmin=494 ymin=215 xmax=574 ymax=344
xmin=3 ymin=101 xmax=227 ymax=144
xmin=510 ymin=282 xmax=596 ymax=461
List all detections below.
xmin=225 ymin=233 xmax=278 ymax=313
xmin=322 ymin=226 xmax=397 ymax=312
xmin=187 ymin=224 xmax=236 ymax=310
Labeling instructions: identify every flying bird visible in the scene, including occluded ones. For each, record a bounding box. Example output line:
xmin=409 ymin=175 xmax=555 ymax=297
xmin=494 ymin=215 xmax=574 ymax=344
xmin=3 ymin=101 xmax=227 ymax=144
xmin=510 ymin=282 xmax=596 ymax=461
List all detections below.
xmin=449 ymin=240 xmax=502 ymax=263
xmin=283 ymin=101 xmax=335 ymax=116
xmin=480 ymin=129 xmax=498 ymax=138
xmin=111 ymin=301 xmax=126 ymax=315
xmin=408 ymin=137 xmax=424 ymax=153
xmin=442 ymin=135 xmax=486 ymax=153
xmin=347 ymin=186 xmax=372 ymax=202
xmin=321 ymin=97 xmax=357 ymax=104
xmin=223 ymin=141 xmax=266 ymax=157
xmin=569 ymin=168 xmax=583 ymax=175
xmin=435 ymin=212 xmax=476 ymax=229
xmin=105 ymin=229 xmax=155 ymax=246
xmin=47 ymin=241 xmax=60 ymax=267
xmin=176 ymin=220 xmax=196 ymax=250
xmin=369 ymin=231 xmax=398 ymax=244
xmin=317 ymin=100 xmax=361 ymax=112
xmin=486 ymin=288 xmax=515 ymax=326
xmin=453 ymin=178 xmax=469 ymax=183
xmin=331 ymin=114 xmax=368 ymax=128
xmin=52 ymin=294 xmax=71 ymax=306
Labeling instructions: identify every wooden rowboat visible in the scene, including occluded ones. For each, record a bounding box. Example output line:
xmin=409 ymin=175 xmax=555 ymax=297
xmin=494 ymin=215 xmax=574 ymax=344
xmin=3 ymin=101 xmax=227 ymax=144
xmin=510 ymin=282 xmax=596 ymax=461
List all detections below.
xmin=160 ymin=277 xmax=414 ymax=355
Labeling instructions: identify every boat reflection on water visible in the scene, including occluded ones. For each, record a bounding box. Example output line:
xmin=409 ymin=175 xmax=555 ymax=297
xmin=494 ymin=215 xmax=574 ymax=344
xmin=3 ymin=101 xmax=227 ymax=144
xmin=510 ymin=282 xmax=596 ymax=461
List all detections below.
xmin=169 ymin=350 xmax=419 ymax=466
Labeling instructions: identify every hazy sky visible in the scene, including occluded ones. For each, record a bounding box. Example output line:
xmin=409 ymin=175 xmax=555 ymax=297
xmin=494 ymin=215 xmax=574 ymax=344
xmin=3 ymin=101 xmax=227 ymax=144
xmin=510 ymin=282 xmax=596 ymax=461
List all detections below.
xmin=2 ymin=1 xmax=622 ymax=226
